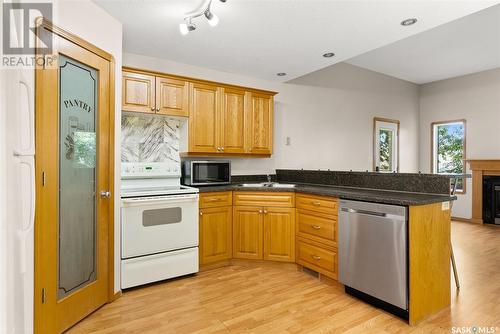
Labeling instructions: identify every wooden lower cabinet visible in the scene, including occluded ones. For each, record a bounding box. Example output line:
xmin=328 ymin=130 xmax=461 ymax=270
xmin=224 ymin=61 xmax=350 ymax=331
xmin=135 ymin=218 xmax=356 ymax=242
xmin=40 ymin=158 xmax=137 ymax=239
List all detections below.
xmin=233 ymin=206 xmax=263 ymax=260
xmin=297 ymin=238 xmax=338 ymax=280
xmin=233 ymin=205 xmax=295 ymax=262
xmin=295 ymin=195 xmax=339 ymax=279
xmin=199 ymin=191 xmax=336 ymax=274
xmin=199 ymin=206 xmax=233 ymax=265
xmin=263 ymin=207 xmax=295 ymax=262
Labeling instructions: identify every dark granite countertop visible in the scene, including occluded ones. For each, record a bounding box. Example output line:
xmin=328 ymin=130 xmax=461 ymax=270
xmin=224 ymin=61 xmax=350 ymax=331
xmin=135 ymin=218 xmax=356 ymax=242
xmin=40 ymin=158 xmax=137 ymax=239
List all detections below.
xmin=194 ymin=183 xmax=456 ymax=206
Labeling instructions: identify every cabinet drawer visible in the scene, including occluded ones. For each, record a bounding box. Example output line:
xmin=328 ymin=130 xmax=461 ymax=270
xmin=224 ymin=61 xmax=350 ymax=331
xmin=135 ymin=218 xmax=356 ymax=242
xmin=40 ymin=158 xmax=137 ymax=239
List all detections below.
xmin=199 ymin=192 xmax=232 ymax=208
xmin=297 ymin=209 xmax=336 ymax=244
xmin=296 ymin=194 xmax=338 ymax=215
xmin=233 ymin=192 xmax=294 ymax=207
xmin=297 ymin=241 xmax=336 ymax=273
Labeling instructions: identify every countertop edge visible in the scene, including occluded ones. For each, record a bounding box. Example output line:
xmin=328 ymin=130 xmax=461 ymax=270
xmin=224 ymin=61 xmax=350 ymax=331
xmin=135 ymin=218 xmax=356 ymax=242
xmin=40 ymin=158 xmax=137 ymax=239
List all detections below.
xmin=193 ymin=184 xmax=456 ymax=206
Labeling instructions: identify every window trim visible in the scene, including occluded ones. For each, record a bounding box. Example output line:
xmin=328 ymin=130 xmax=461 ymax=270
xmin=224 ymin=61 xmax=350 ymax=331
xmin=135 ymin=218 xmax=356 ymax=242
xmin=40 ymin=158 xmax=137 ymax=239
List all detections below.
xmin=431 ymin=119 xmax=467 ymax=194
xmin=373 ymin=117 xmax=400 ymax=172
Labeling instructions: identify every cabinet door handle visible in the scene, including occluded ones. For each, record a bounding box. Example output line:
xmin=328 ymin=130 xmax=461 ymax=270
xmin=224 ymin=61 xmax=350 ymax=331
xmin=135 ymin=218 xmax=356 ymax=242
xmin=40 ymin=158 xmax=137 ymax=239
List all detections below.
xmin=311 ymin=255 xmax=321 ymax=261
xmin=200 ymin=211 xmax=203 ymax=216
xmin=208 ymin=198 xmax=221 ymax=202
xmin=263 ymin=210 xmax=268 ymax=214
xmin=311 ymin=225 xmax=321 ymax=230
xmin=217 ymin=147 xmax=221 ymax=151
xmin=311 ymin=201 xmax=321 ymax=206
xmin=221 ymin=147 xmax=225 ymax=151
xmin=156 ymin=108 xmax=160 ymax=112
xmin=259 ymin=209 xmax=263 ymax=214
xmin=151 ymin=107 xmax=155 ymax=111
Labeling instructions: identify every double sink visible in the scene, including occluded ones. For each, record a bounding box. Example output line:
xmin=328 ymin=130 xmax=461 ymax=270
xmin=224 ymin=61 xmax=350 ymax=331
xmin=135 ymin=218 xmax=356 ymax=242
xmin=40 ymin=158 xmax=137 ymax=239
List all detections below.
xmin=236 ymin=182 xmax=296 ymax=189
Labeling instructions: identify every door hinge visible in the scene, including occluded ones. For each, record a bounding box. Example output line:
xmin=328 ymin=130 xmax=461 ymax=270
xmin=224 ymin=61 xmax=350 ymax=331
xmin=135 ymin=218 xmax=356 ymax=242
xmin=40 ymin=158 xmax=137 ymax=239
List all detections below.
xmin=42 ymin=171 xmax=46 ymax=186
xmin=41 ymin=288 xmax=46 ymax=304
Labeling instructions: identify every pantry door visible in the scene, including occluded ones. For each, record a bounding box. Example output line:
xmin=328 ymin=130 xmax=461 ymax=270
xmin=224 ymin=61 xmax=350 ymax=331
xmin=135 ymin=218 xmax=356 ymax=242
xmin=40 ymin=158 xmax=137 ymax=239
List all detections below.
xmin=34 ymin=19 xmax=115 ymax=334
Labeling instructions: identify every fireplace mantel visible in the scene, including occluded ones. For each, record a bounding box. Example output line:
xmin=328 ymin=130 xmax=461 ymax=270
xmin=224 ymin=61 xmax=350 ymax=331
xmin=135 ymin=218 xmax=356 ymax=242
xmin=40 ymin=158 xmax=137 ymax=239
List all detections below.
xmin=467 ymin=159 xmax=500 ymax=223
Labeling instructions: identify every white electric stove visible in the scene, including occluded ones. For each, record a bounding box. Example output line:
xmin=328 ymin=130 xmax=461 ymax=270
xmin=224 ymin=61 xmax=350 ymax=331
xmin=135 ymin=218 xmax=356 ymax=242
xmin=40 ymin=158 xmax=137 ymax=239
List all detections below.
xmin=120 ymin=162 xmax=199 ymax=289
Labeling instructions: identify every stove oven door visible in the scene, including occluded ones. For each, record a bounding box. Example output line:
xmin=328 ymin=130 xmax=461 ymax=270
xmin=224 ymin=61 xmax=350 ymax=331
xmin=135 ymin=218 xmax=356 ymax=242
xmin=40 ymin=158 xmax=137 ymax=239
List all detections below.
xmin=121 ymin=194 xmax=199 ymax=258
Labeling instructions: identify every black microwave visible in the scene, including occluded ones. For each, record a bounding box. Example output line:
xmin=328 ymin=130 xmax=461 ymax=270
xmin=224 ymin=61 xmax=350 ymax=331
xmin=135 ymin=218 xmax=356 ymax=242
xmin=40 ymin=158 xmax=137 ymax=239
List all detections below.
xmin=182 ymin=160 xmax=231 ymax=186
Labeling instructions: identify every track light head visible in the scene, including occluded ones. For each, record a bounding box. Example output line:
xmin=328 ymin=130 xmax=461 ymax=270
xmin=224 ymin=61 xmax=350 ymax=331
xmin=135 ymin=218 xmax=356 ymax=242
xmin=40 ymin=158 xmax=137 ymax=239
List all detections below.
xmin=179 ymin=20 xmax=196 ymax=35
xmin=205 ymin=10 xmax=219 ymax=27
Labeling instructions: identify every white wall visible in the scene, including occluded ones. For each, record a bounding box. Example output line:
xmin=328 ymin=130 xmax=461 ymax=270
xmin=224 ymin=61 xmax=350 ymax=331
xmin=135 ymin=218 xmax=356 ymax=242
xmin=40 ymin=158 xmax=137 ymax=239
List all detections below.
xmin=52 ymin=0 xmax=123 ymax=291
xmin=419 ymin=68 xmax=500 ymax=218
xmin=123 ymin=54 xmax=420 ymax=174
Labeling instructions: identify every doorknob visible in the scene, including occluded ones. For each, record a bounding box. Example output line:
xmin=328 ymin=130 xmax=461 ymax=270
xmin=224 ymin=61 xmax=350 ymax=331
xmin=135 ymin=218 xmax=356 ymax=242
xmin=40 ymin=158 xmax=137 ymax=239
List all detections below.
xmin=100 ymin=191 xmax=111 ymax=199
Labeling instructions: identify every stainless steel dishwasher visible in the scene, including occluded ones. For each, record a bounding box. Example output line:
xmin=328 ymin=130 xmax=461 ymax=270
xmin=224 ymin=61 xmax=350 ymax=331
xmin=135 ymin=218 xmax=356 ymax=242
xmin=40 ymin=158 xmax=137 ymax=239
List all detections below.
xmin=338 ymin=200 xmax=408 ymax=317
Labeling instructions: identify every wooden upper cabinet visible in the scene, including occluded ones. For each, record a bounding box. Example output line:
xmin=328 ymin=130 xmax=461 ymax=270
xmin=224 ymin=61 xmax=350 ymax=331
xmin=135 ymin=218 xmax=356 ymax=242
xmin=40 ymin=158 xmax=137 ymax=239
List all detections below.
xmin=122 ymin=67 xmax=276 ymax=155
xmin=247 ymin=92 xmax=273 ymax=155
xmin=221 ymin=88 xmax=246 ymax=154
xmin=122 ymin=70 xmax=189 ymax=117
xmin=189 ymin=82 xmax=221 ymax=153
xmin=122 ymin=71 xmax=155 ymax=113
xmin=156 ymin=76 xmax=189 ymax=117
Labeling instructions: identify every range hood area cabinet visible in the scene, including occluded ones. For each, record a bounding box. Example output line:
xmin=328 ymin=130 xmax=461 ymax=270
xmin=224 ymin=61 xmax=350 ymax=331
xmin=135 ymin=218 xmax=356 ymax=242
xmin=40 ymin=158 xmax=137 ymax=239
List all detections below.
xmin=122 ymin=70 xmax=189 ymax=117
xmin=121 ymin=67 xmax=276 ymax=156
xmin=189 ymin=85 xmax=275 ymax=156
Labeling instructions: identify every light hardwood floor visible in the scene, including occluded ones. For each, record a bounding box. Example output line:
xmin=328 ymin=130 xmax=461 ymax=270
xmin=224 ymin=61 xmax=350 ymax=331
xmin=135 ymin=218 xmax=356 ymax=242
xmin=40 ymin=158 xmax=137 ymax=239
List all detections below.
xmin=68 ymin=221 xmax=500 ymax=334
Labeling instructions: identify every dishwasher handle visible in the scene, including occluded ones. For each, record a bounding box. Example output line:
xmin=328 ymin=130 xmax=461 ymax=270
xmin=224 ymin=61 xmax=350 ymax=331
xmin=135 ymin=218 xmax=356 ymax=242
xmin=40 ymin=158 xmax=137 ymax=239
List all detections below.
xmin=341 ymin=207 xmax=387 ymax=217
xmin=340 ymin=207 xmax=406 ymax=221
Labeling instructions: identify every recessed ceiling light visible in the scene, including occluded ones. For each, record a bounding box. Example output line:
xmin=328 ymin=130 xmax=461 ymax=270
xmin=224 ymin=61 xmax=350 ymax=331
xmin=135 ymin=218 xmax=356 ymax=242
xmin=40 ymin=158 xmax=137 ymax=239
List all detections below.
xmin=401 ymin=18 xmax=417 ymax=26
xmin=323 ymin=52 xmax=335 ymax=58
xmin=277 ymin=72 xmax=287 ymax=76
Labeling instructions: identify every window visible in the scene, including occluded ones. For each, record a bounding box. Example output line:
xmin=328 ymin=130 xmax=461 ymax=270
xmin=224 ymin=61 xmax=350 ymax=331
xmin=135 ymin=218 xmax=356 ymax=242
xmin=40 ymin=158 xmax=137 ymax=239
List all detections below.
xmin=373 ymin=118 xmax=399 ymax=172
xmin=431 ymin=120 xmax=466 ymax=193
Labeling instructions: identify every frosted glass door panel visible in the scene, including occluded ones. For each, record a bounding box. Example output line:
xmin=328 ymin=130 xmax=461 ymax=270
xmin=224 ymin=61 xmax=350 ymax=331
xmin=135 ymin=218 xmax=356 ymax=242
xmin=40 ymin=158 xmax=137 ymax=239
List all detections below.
xmin=58 ymin=55 xmax=98 ymax=299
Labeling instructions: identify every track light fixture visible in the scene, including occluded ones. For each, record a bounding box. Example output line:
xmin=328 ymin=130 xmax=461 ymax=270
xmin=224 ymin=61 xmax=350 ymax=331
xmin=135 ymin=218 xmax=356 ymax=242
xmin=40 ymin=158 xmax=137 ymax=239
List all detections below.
xmin=180 ymin=0 xmax=226 ymax=35
xmin=179 ymin=18 xmax=196 ymax=35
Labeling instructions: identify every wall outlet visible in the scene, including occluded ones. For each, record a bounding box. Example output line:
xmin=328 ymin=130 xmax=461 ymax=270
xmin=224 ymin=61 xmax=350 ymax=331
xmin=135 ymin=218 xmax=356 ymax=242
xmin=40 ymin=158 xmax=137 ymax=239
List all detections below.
xmin=442 ymin=201 xmax=450 ymax=211
xmin=286 ymin=137 xmax=291 ymax=146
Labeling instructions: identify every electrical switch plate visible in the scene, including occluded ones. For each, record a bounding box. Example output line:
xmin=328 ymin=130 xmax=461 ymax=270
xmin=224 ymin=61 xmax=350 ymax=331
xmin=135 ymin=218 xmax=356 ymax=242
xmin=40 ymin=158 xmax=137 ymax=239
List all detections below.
xmin=442 ymin=201 xmax=450 ymax=211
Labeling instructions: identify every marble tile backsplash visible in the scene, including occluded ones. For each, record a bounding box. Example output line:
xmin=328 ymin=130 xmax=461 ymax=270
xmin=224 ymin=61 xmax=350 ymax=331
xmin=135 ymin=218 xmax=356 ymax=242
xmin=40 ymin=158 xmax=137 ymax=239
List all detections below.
xmin=121 ymin=114 xmax=180 ymax=164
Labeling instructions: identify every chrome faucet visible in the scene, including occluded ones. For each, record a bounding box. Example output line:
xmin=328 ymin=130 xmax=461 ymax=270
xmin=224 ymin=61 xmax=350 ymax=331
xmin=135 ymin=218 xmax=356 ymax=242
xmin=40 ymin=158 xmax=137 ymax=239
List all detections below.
xmin=267 ymin=174 xmax=272 ymax=183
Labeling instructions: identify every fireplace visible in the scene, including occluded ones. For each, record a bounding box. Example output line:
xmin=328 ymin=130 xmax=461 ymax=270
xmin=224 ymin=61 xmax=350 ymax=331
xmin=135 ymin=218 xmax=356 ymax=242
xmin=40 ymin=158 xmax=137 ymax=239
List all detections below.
xmin=467 ymin=160 xmax=500 ymax=224
xmin=483 ymin=176 xmax=500 ymax=225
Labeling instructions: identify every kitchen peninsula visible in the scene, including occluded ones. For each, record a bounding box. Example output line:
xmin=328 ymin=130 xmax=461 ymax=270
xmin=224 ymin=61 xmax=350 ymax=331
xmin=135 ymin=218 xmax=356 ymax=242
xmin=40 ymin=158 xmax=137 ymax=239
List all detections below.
xmin=194 ymin=169 xmax=455 ymax=325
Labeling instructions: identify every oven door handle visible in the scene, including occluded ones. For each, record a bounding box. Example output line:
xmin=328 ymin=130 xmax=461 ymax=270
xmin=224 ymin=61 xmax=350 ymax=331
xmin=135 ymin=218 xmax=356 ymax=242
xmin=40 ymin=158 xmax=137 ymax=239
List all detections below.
xmin=122 ymin=194 xmax=199 ymax=206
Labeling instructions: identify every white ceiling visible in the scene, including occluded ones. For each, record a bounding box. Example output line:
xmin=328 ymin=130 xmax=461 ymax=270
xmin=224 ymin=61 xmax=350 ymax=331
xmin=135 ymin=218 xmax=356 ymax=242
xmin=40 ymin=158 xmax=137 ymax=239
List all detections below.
xmin=346 ymin=4 xmax=500 ymax=84
xmin=95 ymin=0 xmax=500 ymax=82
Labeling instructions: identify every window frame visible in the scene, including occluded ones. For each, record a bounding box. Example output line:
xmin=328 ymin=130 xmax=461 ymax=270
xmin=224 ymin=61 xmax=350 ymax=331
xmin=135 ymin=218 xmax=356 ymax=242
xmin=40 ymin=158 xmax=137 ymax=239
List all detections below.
xmin=373 ymin=117 xmax=400 ymax=173
xmin=431 ymin=119 xmax=467 ymax=194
